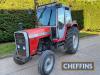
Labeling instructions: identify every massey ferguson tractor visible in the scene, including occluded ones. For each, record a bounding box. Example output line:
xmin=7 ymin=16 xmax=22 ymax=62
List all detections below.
xmin=13 ymin=2 xmax=79 ymax=75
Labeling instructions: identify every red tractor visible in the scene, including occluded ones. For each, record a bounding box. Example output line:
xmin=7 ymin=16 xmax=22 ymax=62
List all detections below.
xmin=13 ymin=3 xmax=79 ymax=75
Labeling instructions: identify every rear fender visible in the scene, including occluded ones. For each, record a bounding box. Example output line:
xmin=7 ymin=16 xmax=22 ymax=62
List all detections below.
xmin=71 ymin=20 xmax=79 ymax=29
xmin=65 ymin=21 xmax=78 ymax=38
xmin=67 ymin=20 xmax=78 ymax=30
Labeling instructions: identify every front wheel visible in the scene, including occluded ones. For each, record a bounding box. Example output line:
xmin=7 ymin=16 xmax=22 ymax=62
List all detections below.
xmin=64 ymin=27 xmax=79 ymax=54
xmin=38 ymin=50 xmax=55 ymax=75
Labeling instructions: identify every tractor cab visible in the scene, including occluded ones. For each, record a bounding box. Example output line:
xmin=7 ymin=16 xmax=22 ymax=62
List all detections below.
xmin=37 ymin=3 xmax=72 ymax=41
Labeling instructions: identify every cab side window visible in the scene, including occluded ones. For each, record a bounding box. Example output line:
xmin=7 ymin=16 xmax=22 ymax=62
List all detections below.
xmin=65 ymin=10 xmax=72 ymax=24
xmin=58 ymin=7 xmax=64 ymax=29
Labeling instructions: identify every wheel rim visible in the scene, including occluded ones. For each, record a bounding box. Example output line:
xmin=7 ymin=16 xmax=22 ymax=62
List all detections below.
xmin=44 ymin=56 xmax=54 ymax=73
xmin=73 ymin=33 xmax=78 ymax=49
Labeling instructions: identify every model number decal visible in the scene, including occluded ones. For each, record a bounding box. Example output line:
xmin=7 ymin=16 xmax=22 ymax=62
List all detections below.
xmin=29 ymin=32 xmax=50 ymax=38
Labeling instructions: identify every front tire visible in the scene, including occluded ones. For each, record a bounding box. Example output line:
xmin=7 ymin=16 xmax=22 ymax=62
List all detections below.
xmin=65 ymin=27 xmax=79 ymax=54
xmin=38 ymin=50 xmax=55 ymax=75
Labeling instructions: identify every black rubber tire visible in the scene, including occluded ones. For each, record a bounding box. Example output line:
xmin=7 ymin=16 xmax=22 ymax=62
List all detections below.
xmin=65 ymin=27 xmax=79 ymax=54
xmin=13 ymin=53 xmax=30 ymax=65
xmin=38 ymin=50 xmax=55 ymax=75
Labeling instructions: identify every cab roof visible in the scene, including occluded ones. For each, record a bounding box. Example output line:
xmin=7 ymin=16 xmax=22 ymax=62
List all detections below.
xmin=37 ymin=2 xmax=70 ymax=10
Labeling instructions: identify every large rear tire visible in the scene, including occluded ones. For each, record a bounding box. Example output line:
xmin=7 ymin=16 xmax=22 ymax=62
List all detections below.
xmin=64 ymin=27 xmax=79 ymax=54
xmin=38 ymin=50 xmax=55 ymax=75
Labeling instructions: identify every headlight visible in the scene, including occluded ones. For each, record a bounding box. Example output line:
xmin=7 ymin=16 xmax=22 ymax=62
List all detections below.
xmin=17 ymin=45 xmax=20 ymax=48
xmin=23 ymin=46 xmax=26 ymax=50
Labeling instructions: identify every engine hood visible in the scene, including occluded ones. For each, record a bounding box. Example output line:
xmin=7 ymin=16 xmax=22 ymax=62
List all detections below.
xmin=23 ymin=27 xmax=51 ymax=38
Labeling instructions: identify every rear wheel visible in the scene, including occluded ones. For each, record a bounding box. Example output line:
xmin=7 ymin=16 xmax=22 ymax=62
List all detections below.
xmin=64 ymin=27 xmax=79 ymax=54
xmin=38 ymin=50 xmax=55 ymax=75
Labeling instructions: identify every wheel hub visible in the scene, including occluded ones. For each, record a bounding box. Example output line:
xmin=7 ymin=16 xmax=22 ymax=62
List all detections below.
xmin=73 ymin=34 xmax=78 ymax=49
xmin=44 ymin=56 xmax=54 ymax=73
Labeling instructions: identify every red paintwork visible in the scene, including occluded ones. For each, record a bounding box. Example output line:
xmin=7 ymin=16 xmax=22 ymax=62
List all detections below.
xmin=23 ymin=27 xmax=50 ymax=35
xmin=29 ymin=38 xmax=39 ymax=55
xmin=53 ymin=38 xmax=65 ymax=42
xmin=23 ymin=27 xmax=51 ymax=55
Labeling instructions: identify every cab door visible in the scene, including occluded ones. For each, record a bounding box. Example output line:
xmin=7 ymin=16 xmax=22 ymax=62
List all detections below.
xmin=57 ymin=7 xmax=65 ymax=39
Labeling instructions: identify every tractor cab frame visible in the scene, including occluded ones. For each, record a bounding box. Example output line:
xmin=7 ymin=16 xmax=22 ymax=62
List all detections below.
xmin=37 ymin=3 xmax=72 ymax=42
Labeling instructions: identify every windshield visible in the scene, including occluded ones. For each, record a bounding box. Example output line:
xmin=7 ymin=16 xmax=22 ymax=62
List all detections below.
xmin=37 ymin=6 xmax=56 ymax=26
